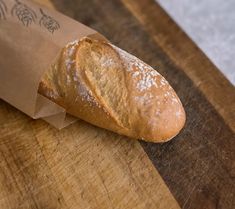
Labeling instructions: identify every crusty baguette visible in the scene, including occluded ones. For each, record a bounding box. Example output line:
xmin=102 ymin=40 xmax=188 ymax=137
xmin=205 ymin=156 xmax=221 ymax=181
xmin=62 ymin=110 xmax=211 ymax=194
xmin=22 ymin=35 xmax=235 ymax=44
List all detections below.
xmin=38 ymin=37 xmax=186 ymax=142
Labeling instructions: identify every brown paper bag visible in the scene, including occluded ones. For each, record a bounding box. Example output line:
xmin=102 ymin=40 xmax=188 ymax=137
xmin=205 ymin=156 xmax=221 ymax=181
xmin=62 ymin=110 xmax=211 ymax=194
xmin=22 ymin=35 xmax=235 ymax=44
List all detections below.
xmin=0 ymin=0 xmax=104 ymax=128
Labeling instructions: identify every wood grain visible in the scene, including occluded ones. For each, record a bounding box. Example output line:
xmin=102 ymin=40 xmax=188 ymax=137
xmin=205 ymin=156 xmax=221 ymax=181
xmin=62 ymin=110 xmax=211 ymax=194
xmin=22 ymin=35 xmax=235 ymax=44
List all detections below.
xmin=0 ymin=102 xmax=180 ymax=209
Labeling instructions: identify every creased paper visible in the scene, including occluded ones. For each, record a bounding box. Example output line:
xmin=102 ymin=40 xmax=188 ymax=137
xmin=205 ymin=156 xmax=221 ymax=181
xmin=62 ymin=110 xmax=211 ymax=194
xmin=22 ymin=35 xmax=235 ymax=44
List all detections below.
xmin=0 ymin=0 xmax=103 ymax=128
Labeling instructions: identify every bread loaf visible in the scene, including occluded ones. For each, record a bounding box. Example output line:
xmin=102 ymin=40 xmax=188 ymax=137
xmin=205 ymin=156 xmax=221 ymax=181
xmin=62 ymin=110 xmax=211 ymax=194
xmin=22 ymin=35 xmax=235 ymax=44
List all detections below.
xmin=38 ymin=37 xmax=185 ymax=142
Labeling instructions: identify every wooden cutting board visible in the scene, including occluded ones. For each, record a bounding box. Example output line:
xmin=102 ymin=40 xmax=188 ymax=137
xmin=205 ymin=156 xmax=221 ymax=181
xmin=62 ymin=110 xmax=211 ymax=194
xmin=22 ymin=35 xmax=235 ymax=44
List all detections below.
xmin=0 ymin=0 xmax=234 ymax=208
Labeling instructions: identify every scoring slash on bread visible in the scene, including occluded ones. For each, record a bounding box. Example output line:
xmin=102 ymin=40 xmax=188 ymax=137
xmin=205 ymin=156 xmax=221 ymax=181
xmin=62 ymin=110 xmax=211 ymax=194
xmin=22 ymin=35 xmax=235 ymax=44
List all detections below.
xmin=39 ymin=37 xmax=186 ymax=143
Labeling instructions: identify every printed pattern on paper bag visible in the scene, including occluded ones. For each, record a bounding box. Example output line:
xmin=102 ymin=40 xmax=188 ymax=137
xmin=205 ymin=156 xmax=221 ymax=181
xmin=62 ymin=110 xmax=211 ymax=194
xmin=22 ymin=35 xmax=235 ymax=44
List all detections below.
xmin=0 ymin=0 xmax=61 ymax=34
xmin=39 ymin=8 xmax=60 ymax=33
xmin=0 ymin=0 xmax=7 ymax=20
xmin=11 ymin=0 xmax=37 ymax=26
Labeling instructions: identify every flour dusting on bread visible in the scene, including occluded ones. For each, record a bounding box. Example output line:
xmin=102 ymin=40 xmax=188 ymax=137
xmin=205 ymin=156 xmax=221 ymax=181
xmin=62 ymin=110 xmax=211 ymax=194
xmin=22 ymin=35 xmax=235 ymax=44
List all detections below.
xmin=110 ymin=44 xmax=162 ymax=92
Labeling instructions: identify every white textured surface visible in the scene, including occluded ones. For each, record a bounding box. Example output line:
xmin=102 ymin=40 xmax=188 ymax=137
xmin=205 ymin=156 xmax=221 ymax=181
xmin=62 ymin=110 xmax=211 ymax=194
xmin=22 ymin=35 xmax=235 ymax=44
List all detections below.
xmin=157 ymin=0 xmax=235 ymax=85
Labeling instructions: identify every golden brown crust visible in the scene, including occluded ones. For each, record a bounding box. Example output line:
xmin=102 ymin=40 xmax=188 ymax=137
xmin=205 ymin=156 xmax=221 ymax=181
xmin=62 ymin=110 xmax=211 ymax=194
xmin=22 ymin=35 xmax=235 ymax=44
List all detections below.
xmin=39 ymin=37 xmax=186 ymax=142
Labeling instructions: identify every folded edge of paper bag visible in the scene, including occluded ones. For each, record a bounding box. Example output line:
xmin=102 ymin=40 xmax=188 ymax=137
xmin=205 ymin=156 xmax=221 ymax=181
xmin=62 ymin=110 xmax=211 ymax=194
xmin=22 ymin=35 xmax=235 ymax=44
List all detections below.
xmin=42 ymin=112 xmax=77 ymax=130
xmin=34 ymin=94 xmax=77 ymax=128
